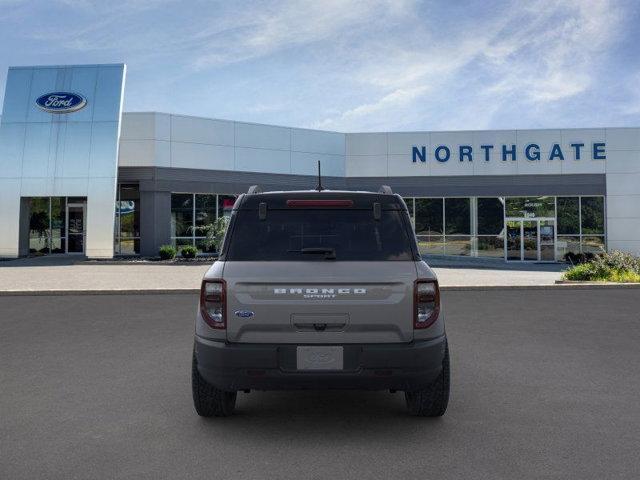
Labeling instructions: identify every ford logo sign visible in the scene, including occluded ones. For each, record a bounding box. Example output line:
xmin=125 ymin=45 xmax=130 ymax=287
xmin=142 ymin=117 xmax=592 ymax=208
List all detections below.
xmin=35 ymin=92 xmax=87 ymax=114
xmin=234 ymin=310 xmax=254 ymax=318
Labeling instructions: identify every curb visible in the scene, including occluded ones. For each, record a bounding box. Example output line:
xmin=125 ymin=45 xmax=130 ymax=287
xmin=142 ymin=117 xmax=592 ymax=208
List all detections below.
xmin=2 ymin=283 xmax=640 ymax=296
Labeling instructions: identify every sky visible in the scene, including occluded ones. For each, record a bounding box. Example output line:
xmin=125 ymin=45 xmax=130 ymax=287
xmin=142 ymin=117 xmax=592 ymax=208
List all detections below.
xmin=0 ymin=0 xmax=639 ymax=132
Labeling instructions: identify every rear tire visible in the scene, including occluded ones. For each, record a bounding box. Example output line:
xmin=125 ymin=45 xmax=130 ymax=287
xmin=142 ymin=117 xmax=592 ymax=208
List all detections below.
xmin=192 ymin=353 xmax=237 ymax=417
xmin=405 ymin=342 xmax=450 ymax=417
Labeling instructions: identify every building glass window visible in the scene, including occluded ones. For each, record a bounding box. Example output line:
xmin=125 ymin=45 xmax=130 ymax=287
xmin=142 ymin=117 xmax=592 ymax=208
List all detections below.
xmin=477 ymin=235 xmax=505 ymax=258
xmin=581 ymin=197 xmax=605 ymax=234
xmin=416 ymin=235 xmax=444 ymax=255
xmin=114 ymin=184 xmax=140 ymax=255
xmin=218 ymin=195 xmax=237 ymax=219
xmin=171 ymin=193 xmax=193 ymax=238
xmin=557 ymin=236 xmax=581 ymax=259
xmin=196 ymin=194 xmax=217 ymax=228
xmin=505 ymin=196 xmax=555 ymax=218
xmin=476 ymin=197 xmax=504 ymax=258
xmin=557 ymin=197 xmax=579 ymax=235
xmin=171 ymin=193 xmax=237 ymax=253
xmin=27 ymin=196 xmax=87 ymax=255
xmin=445 ymin=198 xmax=470 ymax=235
xmin=50 ymin=197 xmax=66 ymax=254
xmin=415 ymin=198 xmax=443 ymax=235
xmin=445 ymin=236 xmax=472 ymax=256
xmin=477 ymin=198 xmax=504 ymax=235
xmin=415 ymin=198 xmax=443 ymax=256
xmin=29 ymin=198 xmax=52 ymax=254
xmin=581 ymin=236 xmax=606 ymax=254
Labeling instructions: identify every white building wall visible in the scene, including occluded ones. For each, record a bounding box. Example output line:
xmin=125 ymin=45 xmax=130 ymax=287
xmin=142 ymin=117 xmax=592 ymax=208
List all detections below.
xmin=346 ymin=129 xmax=607 ymax=177
xmin=117 ymin=116 xmax=640 ymax=256
xmin=605 ymin=128 xmax=640 ymax=255
xmin=118 ymin=113 xmax=346 ymax=177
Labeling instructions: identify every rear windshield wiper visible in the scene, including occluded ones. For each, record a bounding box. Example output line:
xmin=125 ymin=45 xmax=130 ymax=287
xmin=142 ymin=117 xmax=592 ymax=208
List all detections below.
xmin=300 ymin=247 xmax=336 ymax=260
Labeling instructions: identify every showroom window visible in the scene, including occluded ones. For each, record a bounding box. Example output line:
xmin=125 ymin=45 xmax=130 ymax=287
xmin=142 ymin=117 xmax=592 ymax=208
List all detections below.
xmin=414 ymin=198 xmax=444 ymax=255
xmin=171 ymin=193 xmax=237 ymax=252
xmin=477 ymin=197 xmax=505 ymax=258
xmin=394 ymin=195 xmax=604 ymax=260
xmin=27 ymin=197 xmax=86 ymax=255
xmin=410 ymin=197 xmax=472 ymax=256
xmin=444 ymin=198 xmax=471 ymax=256
xmin=580 ymin=197 xmax=606 ymax=254
xmin=505 ymin=196 xmax=555 ymax=218
xmin=114 ymin=184 xmax=140 ymax=255
xmin=557 ymin=196 xmax=606 ymax=256
xmin=28 ymin=197 xmax=65 ymax=254
xmin=557 ymin=197 xmax=580 ymax=259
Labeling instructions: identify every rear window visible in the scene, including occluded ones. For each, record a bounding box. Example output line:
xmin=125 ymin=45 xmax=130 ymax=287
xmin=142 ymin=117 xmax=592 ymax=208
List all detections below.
xmin=225 ymin=209 xmax=415 ymax=261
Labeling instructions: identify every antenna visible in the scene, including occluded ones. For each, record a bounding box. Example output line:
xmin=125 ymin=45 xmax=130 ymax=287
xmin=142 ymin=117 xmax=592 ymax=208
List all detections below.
xmin=316 ymin=160 xmax=324 ymax=191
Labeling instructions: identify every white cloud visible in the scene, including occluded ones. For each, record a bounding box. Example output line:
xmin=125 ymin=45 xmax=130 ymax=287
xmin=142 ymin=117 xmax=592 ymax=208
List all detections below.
xmin=314 ymin=0 xmax=625 ymax=130
xmin=190 ymin=0 xmax=415 ymax=69
xmin=1 ymin=0 xmax=630 ymax=130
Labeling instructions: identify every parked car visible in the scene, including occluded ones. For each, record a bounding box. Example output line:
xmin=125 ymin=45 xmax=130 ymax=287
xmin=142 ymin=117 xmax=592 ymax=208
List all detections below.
xmin=192 ymin=185 xmax=449 ymax=417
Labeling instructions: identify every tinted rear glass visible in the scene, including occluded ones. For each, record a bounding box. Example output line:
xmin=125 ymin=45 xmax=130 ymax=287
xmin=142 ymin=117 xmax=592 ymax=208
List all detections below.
xmin=226 ymin=209 xmax=415 ymax=261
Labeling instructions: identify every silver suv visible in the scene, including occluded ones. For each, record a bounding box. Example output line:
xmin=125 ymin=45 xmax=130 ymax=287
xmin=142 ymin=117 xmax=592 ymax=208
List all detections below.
xmin=192 ymin=186 xmax=450 ymax=417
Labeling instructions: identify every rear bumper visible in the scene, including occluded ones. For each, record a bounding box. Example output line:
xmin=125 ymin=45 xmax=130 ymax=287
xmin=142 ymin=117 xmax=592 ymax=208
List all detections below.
xmin=193 ymin=335 xmax=447 ymax=391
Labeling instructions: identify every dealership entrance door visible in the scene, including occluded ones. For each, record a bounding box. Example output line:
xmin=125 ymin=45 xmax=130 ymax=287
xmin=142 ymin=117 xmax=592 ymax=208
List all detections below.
xmin=505 ymin=218 xmax=555 ymax=262
xmin=24 ymin=197 xmax=87 ymax=256
xmin=66 ymin=202 xmax=86 ymax=254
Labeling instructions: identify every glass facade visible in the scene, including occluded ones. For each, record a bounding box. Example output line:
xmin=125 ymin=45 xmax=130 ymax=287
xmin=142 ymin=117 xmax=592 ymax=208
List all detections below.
xmin=171 ymin=193 xmax=237 ymax=252
xmin=114 ymin=184 xmax=140 ymax=255
xmin=27 ymin=197 xmax=87 ymax=255
xmin=556 ymin=196 xmax=605 ymax=257
xmin=404 ymin=195 xmax=606 ymax=260
xmin=476 ymin=197 xmax=505 ymax=258
xmin=505 ymin=196 xmax=555 ymax=218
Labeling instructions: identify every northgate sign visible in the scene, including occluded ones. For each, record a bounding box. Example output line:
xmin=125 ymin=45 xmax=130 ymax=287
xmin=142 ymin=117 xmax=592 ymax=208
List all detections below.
xmin=412 ymin=142 xmax=606 ymax=163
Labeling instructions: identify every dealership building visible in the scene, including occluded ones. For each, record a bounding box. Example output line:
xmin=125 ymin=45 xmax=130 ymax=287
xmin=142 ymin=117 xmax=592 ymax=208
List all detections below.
xmin=1 ymin=63 xmax=639 ymax=262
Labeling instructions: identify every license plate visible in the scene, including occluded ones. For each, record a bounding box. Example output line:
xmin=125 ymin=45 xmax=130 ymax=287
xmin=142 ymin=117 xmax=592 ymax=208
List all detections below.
xmin=296 ymin=346 xmax=344 ymax=371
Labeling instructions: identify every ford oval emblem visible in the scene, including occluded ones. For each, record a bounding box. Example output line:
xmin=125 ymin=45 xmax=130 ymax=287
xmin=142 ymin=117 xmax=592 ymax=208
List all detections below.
xmin=35 ymin=92 xmax=87 ymax=114
xmin=234 ymin=310 xmax=254 ymax=318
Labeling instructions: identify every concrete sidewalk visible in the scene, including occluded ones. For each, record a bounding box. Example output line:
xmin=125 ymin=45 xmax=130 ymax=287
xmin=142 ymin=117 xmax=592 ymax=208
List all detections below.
xmin=0 ymin=256 xmax=566 ymax=293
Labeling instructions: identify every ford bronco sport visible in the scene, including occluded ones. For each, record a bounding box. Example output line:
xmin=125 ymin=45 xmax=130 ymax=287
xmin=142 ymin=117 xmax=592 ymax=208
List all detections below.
xmin=192 ymin=185 xmax=450 ymax=417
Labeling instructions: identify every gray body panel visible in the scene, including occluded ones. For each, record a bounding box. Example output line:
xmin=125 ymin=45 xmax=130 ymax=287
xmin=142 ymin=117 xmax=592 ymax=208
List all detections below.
xmin=220 ymin=261 xmax=420 ymax=344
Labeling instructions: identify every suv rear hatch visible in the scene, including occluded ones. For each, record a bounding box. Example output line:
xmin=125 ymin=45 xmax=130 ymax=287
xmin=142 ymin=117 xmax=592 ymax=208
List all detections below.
xmin=221 ymin=193 xmax=419 ymax=344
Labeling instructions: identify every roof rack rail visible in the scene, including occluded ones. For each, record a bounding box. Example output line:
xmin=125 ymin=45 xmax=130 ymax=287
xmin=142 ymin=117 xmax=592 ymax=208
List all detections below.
xmin=378 ymin=185 xmax=393 ymax=195
xmin=247 ymin=185 xmax=262 ymax=195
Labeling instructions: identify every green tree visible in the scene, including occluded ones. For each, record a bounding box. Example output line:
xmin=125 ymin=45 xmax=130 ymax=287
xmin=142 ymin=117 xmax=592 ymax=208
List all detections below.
xmin=192 ymin=216 xmax=230 ymax=253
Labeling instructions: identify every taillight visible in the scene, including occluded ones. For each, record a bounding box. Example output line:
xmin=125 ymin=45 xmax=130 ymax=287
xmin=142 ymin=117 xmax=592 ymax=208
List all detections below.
xmin=200 ymin=279 xmax=226 ymax=329
xmin=414 ymin=279 xmax=440 ymax=329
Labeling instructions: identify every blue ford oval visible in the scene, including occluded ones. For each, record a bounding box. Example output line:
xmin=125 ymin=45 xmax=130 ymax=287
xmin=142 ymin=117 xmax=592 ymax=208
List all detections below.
xmin=234 ymin=310 xmax=254 ymax=318
xmin=36 ymin=92 xmax=87 ymax=114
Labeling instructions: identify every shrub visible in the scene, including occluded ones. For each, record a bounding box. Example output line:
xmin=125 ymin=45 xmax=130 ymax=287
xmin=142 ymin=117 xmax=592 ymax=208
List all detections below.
xmin=563 ymin=263 xmax=598 ymax=281
xmin=180 ymin=245 xmax=198 ymax=258
xmin=159 ymin=245 xmax=177 ymax=260
xmin=563 ymin=252 xmax=595 ymax=265
xmin=594 ymin=250 xmax=640 ymax=273
xmin=563 ymin=250 xmax=640 ymax=282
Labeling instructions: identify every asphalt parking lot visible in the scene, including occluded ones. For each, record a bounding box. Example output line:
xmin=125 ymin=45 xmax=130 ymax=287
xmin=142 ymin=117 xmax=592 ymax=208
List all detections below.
xmin=1 ymin=289 xmax=639 ymax=479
